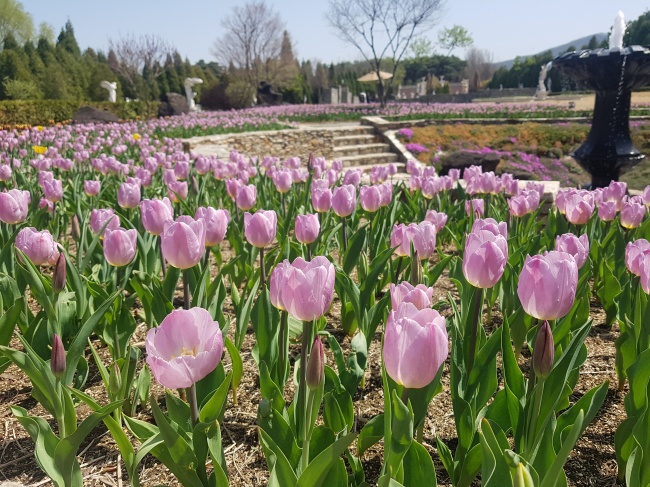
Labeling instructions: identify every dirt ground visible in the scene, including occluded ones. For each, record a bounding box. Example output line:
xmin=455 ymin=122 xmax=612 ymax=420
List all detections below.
xmin=475 ymin=91 xmax=650 ymax=112
xmin=0 ymin=250 xmax=625 ymax=487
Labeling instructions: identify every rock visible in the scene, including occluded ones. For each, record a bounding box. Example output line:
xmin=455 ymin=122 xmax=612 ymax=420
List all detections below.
xmin=72 ymin=106 xmax=119 ymax=125
xmin=158 ymin=92 xmax=189 ymax=117
xmin=437 ymin=150 xmax=501 ymax=176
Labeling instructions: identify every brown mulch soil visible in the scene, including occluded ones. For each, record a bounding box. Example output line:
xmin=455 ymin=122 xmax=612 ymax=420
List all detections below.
xmin=0 ymin=252 xmax=623 ymax=487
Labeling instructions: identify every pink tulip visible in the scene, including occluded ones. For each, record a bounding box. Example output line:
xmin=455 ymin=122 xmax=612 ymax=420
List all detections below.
xmin=272 ymin=170 xmax=293 ymax=193
xmin=225 ymin=178 xmax=242 ymax=201
xmin=312 ymin=180 xmax=332 ymax=212
xmin=270 ymin=260 xmax=292 ymax=310
xmin=0 ymin=164 xmax=11 ymax=181
xmin=146 ymin=307 xmax=223 ymax=389
xmin=42 ymin=178 xmax=63 ymax=202
xmin=15 ymin=227 xmax=60 ymax=265
xmin=324 ymin=169 xmax=339 ymax=186
xmin=141 ymin=198 xmax=174 ymax=236
xmin=84 ymin=180 xmax=101 ymax=196
xmin=342 ymin=169 xmax=361 ymax=187
xmin=462 ymin=229 xmax=508 ymax=288
xmin=161 ymin=216 xmax=206 ymax=269
xmin=625 ymin=239 xmax=650 ymax=276
xmin=195 ymin=207 xmax=229 ymax=246
xmin=508 ymin=189 xmax=540 ymax=217
xmin=603 ymin=181 xmax=627 ymax=209
xmin=379 ymin=182 xmax=393 ymax=207
xmin=564 ymin=192 xmax=594 ymax=225
xmin=641 ymin=253 xmax=650 ymax=294
xmin=472 ymin=218 xmax=508 ymax=239
xmin=425 ymin=210 xmax=447 ymax=230
xmin=597 ymin=201 xmax=617 ymax=222
xmin=90 ymin=208 xmax=120 ymax=236
xmin=118 ymin=181 xmax=141 ymax=209
xmin=103 ymin=227 xmax=137 ymax=267
xmin=555 ymin=233 xmax=589 ymax=269
xmin=360 ymin=185 xmax=381 ymax=213
xmin=332 ymin=185 xmax=356 ymax=217
xmin=39 ymin=197 xmax=54 ymax=213
xmin=167 ymin=180 xmax=188 ymax=202
xmin=0 ymin=189 xmax=30 ymax=224
xmin=174 ymin=161 xmax=190 ymax=180
xmin=412 ymin=221 xmax=437 ymax=261
xmin=465 ymin=198 xmax=484 ymax=217
xmin=383 ymin=302 xmax=448 ymax=388
xmin=391 ymin=223 xmax=415 ymax=257
xmin=517 ymin=251 xmax=578 ymax=320
xmin=390 ymin=282 xmax=433 ymax=310
xmin=281 ymin=256 xmax=335 ymax=322
xmin=620 ymin=199 xmax=646 ymax=229
xmin=244 ymin=210 xmax=277 ymax=248
xmin=136 ymin=168 xmax=152 ymax=187
xmin=195 ymin=156 xmax=212 ymax=176
xmin=236 ymin=184 xmax=257 ymax=210
xmin=643 ymin=185 xmax=650 ymax=206
xmin=295 ymin=214 xmax=320 ymax=244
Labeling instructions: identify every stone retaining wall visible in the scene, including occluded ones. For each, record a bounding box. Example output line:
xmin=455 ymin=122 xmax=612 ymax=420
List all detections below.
xmin=185 ymin=128 xmax=337 ymax=160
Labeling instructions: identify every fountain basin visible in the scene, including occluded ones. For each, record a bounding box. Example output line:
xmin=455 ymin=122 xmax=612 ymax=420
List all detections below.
xmin=553 ymin=46 xmax=650 ymax=187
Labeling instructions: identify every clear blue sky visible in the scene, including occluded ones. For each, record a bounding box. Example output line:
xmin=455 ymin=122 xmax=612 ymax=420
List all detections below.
xmin=20 ymin=0 xmax=649 ymax=64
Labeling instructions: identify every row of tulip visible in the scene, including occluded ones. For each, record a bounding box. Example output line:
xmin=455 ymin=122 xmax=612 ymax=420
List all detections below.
xmin=1 ymin=116 xmax=650 ymax=486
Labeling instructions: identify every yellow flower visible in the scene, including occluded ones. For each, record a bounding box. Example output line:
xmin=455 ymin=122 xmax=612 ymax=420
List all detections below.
xmin=32 ymin=145 xmax=47 ymax=155
xmin=36 ymin=126 xmax=44 ymax=131
xmin=132 ymin=133 xmax=141 ymax=141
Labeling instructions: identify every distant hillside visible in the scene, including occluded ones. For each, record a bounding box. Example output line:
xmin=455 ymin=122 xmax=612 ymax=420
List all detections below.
xmin=494 ymin=33 xmax=609 ymax=69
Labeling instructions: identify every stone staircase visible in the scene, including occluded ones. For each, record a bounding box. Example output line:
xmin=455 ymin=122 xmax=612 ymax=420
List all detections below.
xmin=329 ymin=126 xmax=401 ymax=169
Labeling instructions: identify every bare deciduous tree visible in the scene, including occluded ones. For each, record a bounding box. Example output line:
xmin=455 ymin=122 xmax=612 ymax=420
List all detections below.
xmin=213 ymin=1 xmax=292 ymax=89
xmin=327 ymin=0 xmax=445 ymax=106
xmin=465 ymin=47 xmax=495 ymax=91
xmin=108 ymin=33 xmax=172 ymax=101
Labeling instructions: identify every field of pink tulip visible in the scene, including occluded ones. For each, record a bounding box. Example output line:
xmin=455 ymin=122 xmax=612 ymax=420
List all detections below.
xmin=0 ymin=114 xmax=650 ymax=487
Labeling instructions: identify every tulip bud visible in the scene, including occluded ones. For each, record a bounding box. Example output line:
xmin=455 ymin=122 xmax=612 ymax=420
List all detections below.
xmin=52 ymin=253 xmax=66 ymax=293
xmin=71 ymin=214 xmax=81 ymax=241
xmin=109 ymin=362 xmax=122 ymax=396
xmin=513 ymin=462 xmax=535 ymax=487
xmin=259 ymin=397 xmax=272 ymax=418
xmin=532 ymin=320 xmax=554 ymax=379
xmin=50 ymin=334 xmax=66 ymax=379
xmin=306 ymin=338 xmax=324 ymax=391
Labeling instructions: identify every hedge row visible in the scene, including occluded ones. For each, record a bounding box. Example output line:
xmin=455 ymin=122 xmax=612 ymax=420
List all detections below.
xmin=0 ymin=100 xmax=161 ymax=127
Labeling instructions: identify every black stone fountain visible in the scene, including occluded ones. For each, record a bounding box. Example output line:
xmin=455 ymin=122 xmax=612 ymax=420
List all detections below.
xmin=553 ymin=43 xmax=650 ymax=188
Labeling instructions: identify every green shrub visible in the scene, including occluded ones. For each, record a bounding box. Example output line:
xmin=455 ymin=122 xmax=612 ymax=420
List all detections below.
xmin=0 ymin=100 xmax=160 ymax=126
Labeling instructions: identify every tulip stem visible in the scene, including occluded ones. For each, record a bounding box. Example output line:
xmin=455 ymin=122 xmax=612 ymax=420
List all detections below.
xmin=183 ymin=269 xmax=190 ymax=310
xmin=55 ymin=379 xmax=67 ymax=439
xmin=526 ymin=377 xmax=545 ymax=455
xmin=299 ymin=321 xmax=312 ymax=472
xmin=259 ymin=247 xmax=266 ymax=288
xmin=278 ymin=311 xmax=288 ymax=386
xmin=467 ymin=287 xmax=484 ymax=376
xmin=302 ymin=390 xmax=315 ymax=472
xmin=342 ymin=217 xmax=348 ymax=252
xmin=188 ymin=383 xmax=199 ymax=426
xmin=394 ymin=256 xmax=404 ymax=283
xmin=203 ymin=248 xmax=210 ymax=271
xmin=158 ymin=236 xmax=167 ymax=277
xmin=306 ymin=243 xmax=312 ymax=261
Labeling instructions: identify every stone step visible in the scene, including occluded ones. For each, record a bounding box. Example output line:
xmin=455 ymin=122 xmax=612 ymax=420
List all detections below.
xmin=325 ymin=126 xmax=376 ymax=138
xmin=332 ymin=134 xmax=378 ymax=146
xmin=336 ymin=152 xmax=399 ymax=167
xmin=333 ymin=143 xmax=392 ymax=157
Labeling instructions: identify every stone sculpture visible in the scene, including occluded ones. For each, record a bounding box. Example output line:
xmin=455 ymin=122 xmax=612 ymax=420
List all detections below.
xmin=100 ymin=81 xmax=117 ymax=103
